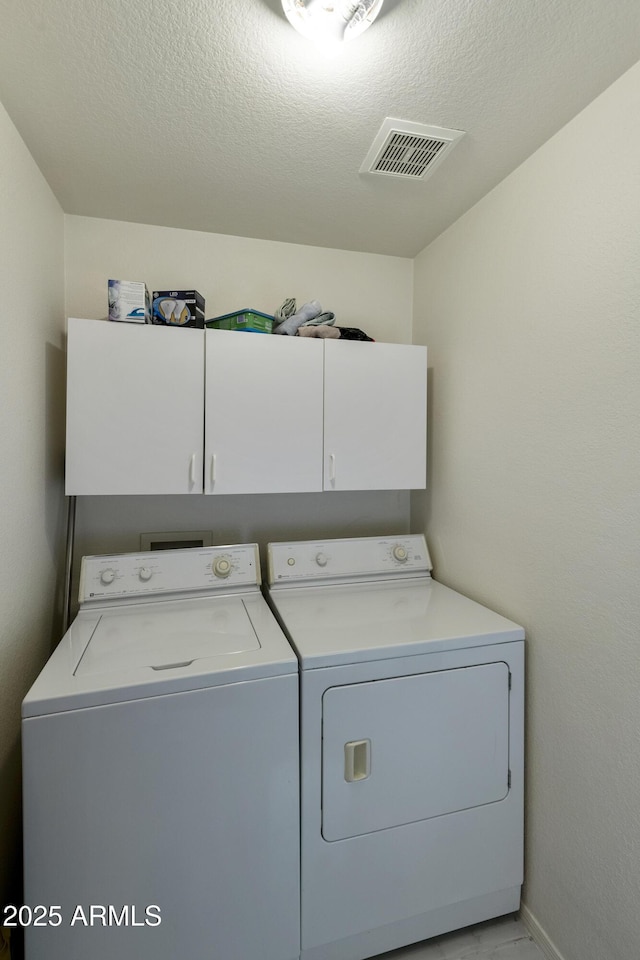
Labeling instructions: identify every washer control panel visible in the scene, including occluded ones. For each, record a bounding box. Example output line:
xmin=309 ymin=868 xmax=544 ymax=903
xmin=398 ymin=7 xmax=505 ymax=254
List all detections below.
xmin=79 ymin=544 xmax=261 ymax=603
xmin=268 ymin=535 xmax=432 ymax=585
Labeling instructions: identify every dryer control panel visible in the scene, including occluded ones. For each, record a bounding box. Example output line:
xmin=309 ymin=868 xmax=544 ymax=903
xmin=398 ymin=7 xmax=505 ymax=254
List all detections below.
xmin=79 ymin=544 xmax=261 ymax=603
xmin=268 ymin=535 xmax=432 ymax=585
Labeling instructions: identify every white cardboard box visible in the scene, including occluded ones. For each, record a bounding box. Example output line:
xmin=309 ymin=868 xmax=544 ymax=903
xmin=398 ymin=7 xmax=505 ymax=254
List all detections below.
xmin=108 ymin=279 xmax=151 ymax=323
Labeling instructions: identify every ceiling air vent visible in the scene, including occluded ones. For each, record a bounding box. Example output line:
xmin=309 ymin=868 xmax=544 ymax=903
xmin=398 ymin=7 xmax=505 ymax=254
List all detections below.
xmin=360 ymin=118 xmax=465 ymax=181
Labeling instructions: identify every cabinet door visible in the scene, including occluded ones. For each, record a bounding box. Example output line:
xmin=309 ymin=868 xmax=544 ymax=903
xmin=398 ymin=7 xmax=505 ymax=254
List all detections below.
xmin=65 ymin=319 xmax=204 ymax=495
xmin=205 ymin=330 xmax=324 ymax=494
xmin=323 ymin=340 xmax=427 ymax=490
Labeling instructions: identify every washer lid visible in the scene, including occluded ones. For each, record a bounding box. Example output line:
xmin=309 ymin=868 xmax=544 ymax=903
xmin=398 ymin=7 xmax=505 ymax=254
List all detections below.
xmin=23 ymin=593 xmax=297 ymax=717
xmin=267 ymin=578 xmax=524 ymax=669
xmin=74 ymin=597 xmax=259 ymax=677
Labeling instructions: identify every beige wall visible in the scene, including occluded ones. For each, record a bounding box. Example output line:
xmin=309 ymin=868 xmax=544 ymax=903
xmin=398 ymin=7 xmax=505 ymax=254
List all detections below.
xmin=64 ymin=217 xmax=413 ymax=578
xmin=0 ymin=103 xmax=66 ymax=907
xmin=64 ymin=216 xmax=413 ymax=344
xmin=412 ymin=61 xmax=640 ymax=960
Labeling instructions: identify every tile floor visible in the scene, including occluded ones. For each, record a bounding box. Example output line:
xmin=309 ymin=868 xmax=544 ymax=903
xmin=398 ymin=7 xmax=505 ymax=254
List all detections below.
xmin=376 ymin=916 xmax=545 ymax=960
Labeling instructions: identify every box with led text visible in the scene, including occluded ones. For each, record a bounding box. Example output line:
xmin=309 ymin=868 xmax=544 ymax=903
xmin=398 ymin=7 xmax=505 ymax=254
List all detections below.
xmin=152 ymin=290 xmax=205 ymax=328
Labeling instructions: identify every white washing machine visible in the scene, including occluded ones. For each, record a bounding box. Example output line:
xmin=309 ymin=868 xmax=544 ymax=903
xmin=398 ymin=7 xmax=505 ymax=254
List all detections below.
xmin=266 ymin=535 xmax=525 ymax=960
xmin=22 ymin=544 xmax=299 ymax=960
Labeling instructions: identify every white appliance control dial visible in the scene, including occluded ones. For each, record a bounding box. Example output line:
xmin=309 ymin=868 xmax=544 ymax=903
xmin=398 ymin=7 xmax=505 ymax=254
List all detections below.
xmin=99 ymin=568 xmax=116 ymax=585
xmin=315 ymin=552 xmax=328 ymax=567
xmin=212 ymin=557 xmax=232 ymax=578
xmin=392 ymin=545 xmax=408 ymax=562
xmin=138 ymin=567 xmax=153 ymax=582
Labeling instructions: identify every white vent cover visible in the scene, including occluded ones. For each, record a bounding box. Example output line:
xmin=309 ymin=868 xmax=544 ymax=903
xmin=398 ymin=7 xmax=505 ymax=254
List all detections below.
xmin=360 ymin=118 xmax=465 ymax=180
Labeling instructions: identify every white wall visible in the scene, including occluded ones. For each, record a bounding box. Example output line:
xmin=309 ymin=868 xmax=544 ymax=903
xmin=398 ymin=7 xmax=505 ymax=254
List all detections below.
xmin=64 ymin=217 xmax=413 ymax=584
xmin=0 ymin=102 xmax=66 ymax=907
xmin=412 ymin=61 xmax=640 ymax=960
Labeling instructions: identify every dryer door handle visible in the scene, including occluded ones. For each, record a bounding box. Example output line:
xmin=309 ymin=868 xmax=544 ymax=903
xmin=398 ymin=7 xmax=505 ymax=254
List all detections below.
xmin=344 ymin=739 xmax=371 ymax=782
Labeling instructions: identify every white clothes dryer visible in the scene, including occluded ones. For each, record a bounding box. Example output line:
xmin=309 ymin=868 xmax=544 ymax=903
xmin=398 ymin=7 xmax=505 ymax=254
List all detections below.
xmin=266 ymin=534 xmax=525 ymax=960
xmin=22 ymin=545 xmax=299 ymax=960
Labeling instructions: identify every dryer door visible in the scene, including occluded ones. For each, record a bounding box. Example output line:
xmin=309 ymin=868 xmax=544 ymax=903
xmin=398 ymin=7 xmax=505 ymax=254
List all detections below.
xmin=321 ymin=662 xmax=510 ymax=841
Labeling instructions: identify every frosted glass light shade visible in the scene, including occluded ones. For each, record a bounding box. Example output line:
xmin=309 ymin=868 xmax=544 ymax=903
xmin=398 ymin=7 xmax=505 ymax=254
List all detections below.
xmin=281 ymin=0 xmax=384 ymax=42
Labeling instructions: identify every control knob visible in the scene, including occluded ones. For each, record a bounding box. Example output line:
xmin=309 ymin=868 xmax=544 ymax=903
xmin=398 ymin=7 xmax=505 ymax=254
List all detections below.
xmin=213 ymin=557 xmax=232 ymax=579
xmin=100 ymin=568 xmax=116 ymax=585
xmin=392 ymin=545 xmax=408 ymax=563
xmin=139 ymin=567 xmax=153 ymax=582
xmin=315 ymin=552 xmax=328 ymax=567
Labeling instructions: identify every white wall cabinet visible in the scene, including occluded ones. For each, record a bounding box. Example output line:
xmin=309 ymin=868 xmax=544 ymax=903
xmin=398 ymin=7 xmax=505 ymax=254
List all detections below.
xmin=65 ymin=318 xmax=205 ymax=495
xmin=65 ymin=319 xmax=427 ymax=495
xmin=205 ymin=329 xmax=324 ymax=494
xmin=323 ymin=339 xmax=427 ymax=491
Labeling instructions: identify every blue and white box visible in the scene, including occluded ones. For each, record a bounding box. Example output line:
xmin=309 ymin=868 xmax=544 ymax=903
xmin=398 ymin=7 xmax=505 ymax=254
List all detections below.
xmin=108 ymin=279 xmax=151 ymax=324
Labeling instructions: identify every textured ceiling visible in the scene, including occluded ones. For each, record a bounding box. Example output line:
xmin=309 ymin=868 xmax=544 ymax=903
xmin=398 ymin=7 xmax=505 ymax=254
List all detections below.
xmin=0 ymin=0 xmax=638 ymax=257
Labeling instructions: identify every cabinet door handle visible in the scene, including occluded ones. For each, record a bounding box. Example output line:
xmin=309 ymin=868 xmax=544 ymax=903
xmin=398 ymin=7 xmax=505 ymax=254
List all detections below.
xmin=329 ymin=453 xmax=336 ymax=483
xmin=189 ymin=453 xmax=197 ymax=486
xmin=210 ymin=453 xmax=216 ymax=488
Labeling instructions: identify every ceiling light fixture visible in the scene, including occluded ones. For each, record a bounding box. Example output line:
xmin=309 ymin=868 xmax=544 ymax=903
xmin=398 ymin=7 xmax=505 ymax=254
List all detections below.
xmin=281 ymin=0 xmax=384 ymax=43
